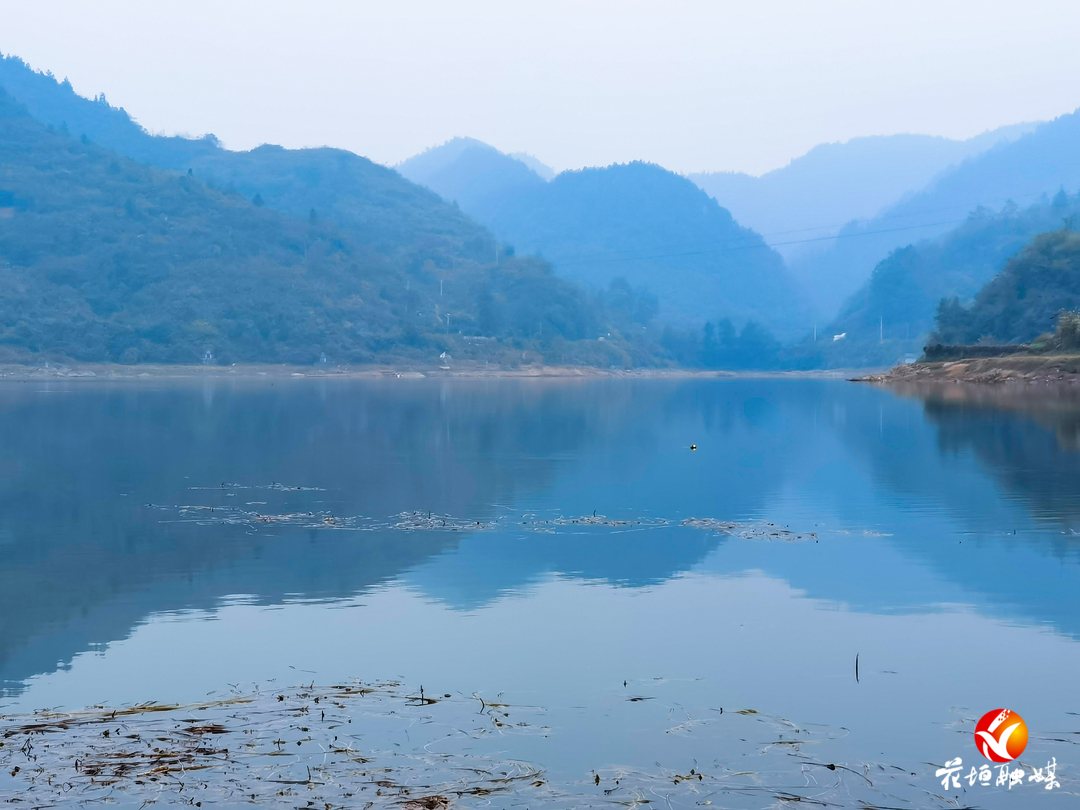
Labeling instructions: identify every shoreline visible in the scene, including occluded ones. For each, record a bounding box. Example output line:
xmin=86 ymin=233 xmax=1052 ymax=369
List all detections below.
xmin=853 ymin=354 xmax=1080 ymax=386
xmin=0 ymin=362 xmax=867 ymax=382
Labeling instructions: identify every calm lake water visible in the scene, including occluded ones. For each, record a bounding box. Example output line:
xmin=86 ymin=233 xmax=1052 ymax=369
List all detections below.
xmin=2 ymin=376 xmax=1079 ymax=806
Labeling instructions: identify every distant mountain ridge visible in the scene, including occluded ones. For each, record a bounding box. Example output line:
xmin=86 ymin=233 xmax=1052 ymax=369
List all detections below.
xmin=484 ymin=161 xmax=806 ymax=334
xmin=509 ymin=152 xmax=556 ymax=181
xmin=0 ymin=57 xmax=665 ymax=366
xmin=0 ymin=53 xmax=497 ymax=268
xmin=397 ymin=124 xmax=1048 ymax=336
xmin=396 ymin=137 xmax=547 ymax=226
xmin=398 ymin=138 xmax=806 ymax=335
xmin=790 ymin=190 xmax=1080 ymax=368
xmin=787 ymin=111 xmax=1080 ymax=319
xmin=9 ymin=46 xmax=1080 ymax=369
xmin=689 ymin=126 xmax=1036 ymax=261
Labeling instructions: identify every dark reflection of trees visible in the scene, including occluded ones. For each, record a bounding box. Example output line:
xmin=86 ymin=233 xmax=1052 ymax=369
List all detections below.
xmin=805 ymin=382 xmax=1080 ymax=640
xmin=905 ymin=384 xmax=1080 ymax=535
xmin=820 ymin=383 xmax=1080 ymax=544
xmin=0 ymin=379 xmax=720 ymax=694
xmin=929 ymin=403 xmax=1080 ymax=518
xmin=902 ymin=383 xmax=1080 ymax=452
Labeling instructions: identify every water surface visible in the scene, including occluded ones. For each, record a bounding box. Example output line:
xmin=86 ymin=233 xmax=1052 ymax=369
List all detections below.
xmin=1 ymin=377 xmax=1078 ymax=806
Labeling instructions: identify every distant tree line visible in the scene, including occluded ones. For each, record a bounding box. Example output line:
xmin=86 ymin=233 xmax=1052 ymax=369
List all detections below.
xmin=658 ymin=318 xmax=782 ymax=369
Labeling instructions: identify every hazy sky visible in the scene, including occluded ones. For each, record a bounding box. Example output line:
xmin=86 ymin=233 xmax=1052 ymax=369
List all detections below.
xmin=4 ymin=0 xmax=1080 ymax=175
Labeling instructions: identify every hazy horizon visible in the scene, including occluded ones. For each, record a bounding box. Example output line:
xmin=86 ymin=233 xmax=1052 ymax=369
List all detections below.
xmin=4 ymin=0 xmax=1080 ymax=176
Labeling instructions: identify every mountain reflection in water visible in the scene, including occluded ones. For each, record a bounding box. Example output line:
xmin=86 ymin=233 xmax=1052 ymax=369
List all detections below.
xmin=2 ymin=378 xmax=1080 ymax=693
xmin=2 ymin=377 xmax=1080 ymax=804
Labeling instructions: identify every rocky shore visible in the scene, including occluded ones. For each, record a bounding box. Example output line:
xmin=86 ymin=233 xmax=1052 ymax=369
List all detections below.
xmin=853 ymin=354 xmax=1080 ymax=385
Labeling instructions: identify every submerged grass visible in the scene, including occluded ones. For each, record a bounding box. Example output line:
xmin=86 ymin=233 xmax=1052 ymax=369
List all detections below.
xmin=1 ymin=682 xmax=552 ymax=808
xmin=153 ymin=492 xmax=832 ymax=543
xmin=4 ymin=680 xmax=1059 ymax=808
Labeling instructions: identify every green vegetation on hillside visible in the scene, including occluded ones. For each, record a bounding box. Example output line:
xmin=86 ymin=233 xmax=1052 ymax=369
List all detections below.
xmin=395 ymin=139 xmax=805 ymax=339
xmin=788 ymin=109 xmax=1080 ymax=318
xmin=790 ymin=191 xmax=1080 ymax=367
xmin=0 ymin=88 xmax=663 ymax=366
xmin=0 ymin=53 xmax=498 ymax=274
xmin=0 ymin=53 xmax=802 ymax=369
xmin=482 ymin=161 xmax=806 ymax=336
xmin=933 ymin=228 xmax=1080 ymax=345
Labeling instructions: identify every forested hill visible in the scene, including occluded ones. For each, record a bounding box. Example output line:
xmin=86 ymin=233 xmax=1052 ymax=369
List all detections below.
xmin=790 ymin=191 xmax=1080 ymax=367
xmin=482 ymin=161 xmax=807 ymax=337
xmin=934 ymin=228 xmax=1080 ymax=345
xmin=790 ymin=109 xmax=1080 ymax=318
xmin=394 ymin=135 xmax=806 ymax=338
xmin=0 ymin=88 xmax=647 ymax=366
xmin=0 ymin=53 xmax=495 ymax=269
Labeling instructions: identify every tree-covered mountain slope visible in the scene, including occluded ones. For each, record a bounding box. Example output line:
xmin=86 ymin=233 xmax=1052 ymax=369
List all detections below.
xmin=933 ymin=227 xmax=1080 ymax=345
xmin=0 ymin=53 xmax=497 ymax=270
xmin=396 ymin=135 xmax=806 ymax=336
xmin=788 ymin=111 xmax=1080 ymax=318
xmin=0 ymin=88 xmax=646 ymax=366
xmin=481 ymin=161 xmax=807 ymax=336
xmin=788 ymin=191 xmax=1080 ymax=367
